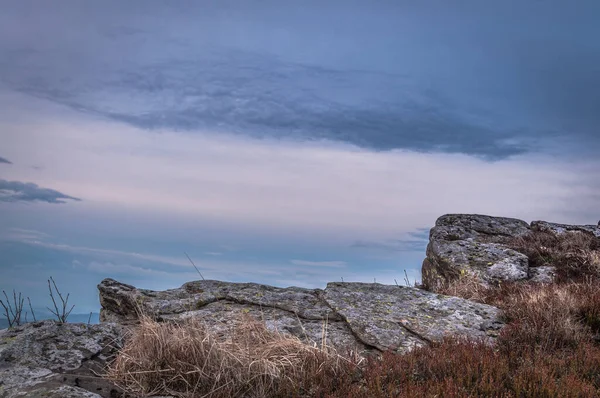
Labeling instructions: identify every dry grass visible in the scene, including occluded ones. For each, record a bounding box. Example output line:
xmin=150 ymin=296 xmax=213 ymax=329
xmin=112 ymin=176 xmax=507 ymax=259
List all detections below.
xmin=507 ymin=229 xmax=600 ymax=281
xmin=105 ymin=229 xmax=600 ymax=397
xmin=496 ymin=280 xmax=598 ymax=352
xmin=106 ymin=314 xmax=362 ymax=397
xmin=333 ymin=336 xmax=600 ymax=398
xmin=435 ymin=270 xmax=492 ymax=302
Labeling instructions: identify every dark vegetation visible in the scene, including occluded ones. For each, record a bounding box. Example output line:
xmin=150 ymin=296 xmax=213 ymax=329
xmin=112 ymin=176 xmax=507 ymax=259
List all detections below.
xmin=0 ymin=276 xmax=74 ymax=327
xmin=104 ymin=229 xmax=600 ymax=397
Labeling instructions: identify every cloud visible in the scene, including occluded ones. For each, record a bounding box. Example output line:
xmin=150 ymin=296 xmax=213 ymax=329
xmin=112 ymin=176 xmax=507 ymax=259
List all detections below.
xmin=1 ymin=105 xmax=599 ymax=239
xmin=352 ymin=228 xmax=431 ymax=252
xmin=84 ymin=261 xmax=182 ymax=277
xmin=0 ymin=179 xmax=81 ymax=204
xmin=1 ymin=1 xmax=598 ymax=160
xmin=0 ymin=156 xmax=11 ymax=164
xmin=14 ymin=239 xmax=193 ymax=269
xmin=1 ymin=1 xmax=599 ymax=311
xmin=1 ymin=227 xmax=50 ymax=241
xmin=290 ymin=260 xmax=347 ymax=268
xmin=1 ymin=50 xmax=527 ymax=160
xmin=351 ymin=240 xmax=428 ymax=252
xmin=1 ymin=237 xmax=393 ymax=294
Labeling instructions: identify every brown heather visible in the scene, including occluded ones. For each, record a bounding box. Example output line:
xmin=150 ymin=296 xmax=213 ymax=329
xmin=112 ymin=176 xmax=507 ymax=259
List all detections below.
xmin=507 ymin=229 xmax=600 ymax=282
xmin=106 ymin=229 xmax=600 ymax=397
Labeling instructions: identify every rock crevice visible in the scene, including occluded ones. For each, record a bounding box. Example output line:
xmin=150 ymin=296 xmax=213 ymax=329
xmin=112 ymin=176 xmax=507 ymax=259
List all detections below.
xmin=98 ymin=278 xmax=504 ymax=357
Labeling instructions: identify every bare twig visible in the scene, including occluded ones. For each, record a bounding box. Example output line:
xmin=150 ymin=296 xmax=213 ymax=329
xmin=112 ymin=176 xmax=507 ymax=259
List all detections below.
xmin=27 ymin=297 xmax=36 ymax=322
xmin=46 ymin=276 xmax=75 ymax=323
xmin=184 ymin=252 xmax=205 ymax=280
xmin=0 ymin=289 xmax=25 ymax=328
xmin=403 ymin=269 xmax=412 ymax=287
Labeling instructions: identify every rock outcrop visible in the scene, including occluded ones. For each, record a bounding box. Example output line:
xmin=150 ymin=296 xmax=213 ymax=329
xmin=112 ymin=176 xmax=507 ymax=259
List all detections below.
xmin=421 ymin=214 xmax=600 ymax=290
xmin=2 ymin=277 xmax=505 ymax=397
xmin=98 ymin=278 xmax=504 ymax=356
xmin=0 ymin=321 xmax=125 ymax=398
xmin=16 ymin=213 xmax=596 ymax=397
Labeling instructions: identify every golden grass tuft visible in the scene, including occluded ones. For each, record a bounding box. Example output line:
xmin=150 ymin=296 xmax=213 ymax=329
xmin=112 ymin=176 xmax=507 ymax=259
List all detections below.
xmin=434 ymin=270 xmax=491 ymax=302
xmin=106 ymin=314 xmax=361 ymax=397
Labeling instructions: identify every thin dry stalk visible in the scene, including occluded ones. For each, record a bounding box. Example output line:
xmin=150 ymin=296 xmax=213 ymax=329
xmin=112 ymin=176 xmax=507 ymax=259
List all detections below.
xmin=0 ymin=289 xmax=25 ymax=328
xmin=46 ymin=276 xmax=75 ymax=323
xmin=184 ymin=252 xmax=205 ymax=281
xmin=434 ymin=271 xmax=491 ymax=303
xmin=27 ymin=297 xmax=36 ymax=322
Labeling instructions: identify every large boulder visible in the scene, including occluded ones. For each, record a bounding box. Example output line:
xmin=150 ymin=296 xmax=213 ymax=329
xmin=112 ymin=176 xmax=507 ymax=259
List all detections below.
xmin=421 ymin=214 xmax=599 ymax=291
xmin=0 ymin=321 xmax=126 ymax=398
xmin=422 ymin=214 xmax=532 ymax=290
xmin=98 ymin=278 xmax=504 ymax=356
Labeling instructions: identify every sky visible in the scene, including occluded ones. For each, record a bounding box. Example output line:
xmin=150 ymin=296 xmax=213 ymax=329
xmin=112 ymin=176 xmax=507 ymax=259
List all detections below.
xmin=0 ymin=0 xmax=599 ymax=316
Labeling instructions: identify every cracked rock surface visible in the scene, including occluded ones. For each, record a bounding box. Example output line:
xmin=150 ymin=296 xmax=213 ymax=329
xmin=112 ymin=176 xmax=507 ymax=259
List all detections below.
xmin=98 ymin=278 xmax=504 ymax=357
xmin=0 ymin=321 xmax=126 ymax=398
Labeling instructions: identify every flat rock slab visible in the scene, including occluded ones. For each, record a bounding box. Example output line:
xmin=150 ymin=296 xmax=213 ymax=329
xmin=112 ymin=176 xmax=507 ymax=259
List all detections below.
xmin=99 ymin=278 xmax=505 ymax=356
xmin=324 ymin=283 xmax=503 ymax=352
xmin=99 ymin=278 xmax=338 ymax=323
xmin=430 ymin=214 xmax=530 ymax=244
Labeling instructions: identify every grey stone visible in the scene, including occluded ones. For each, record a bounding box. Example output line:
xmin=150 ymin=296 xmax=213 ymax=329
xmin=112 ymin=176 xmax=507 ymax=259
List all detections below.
xmin=323 ymin=282 xmax=503 ymax=352
xmin=531 ymin=220 xmax=600 ymax=237
xmin=421 ymin=214 xmax=599 ymax=290
xmin=423 ymin=232 xmax=530 ymax=290
xmin=98 ymin=278 xmax=505 ymax=356
xmin=0 ymin=321 xmax=126 ymax=398
xmin=529 ymin=266 xmax=557 ymax=284
xmin=430 ymin=214 xmax=530 ymax=244
xmin=11 ymin=385 xmax=103 ymax=398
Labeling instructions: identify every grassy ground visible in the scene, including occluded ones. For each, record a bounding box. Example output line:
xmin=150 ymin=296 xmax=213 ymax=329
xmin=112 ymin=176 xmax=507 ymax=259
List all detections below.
xmin=106 ymin=229 xmax=600 ymax=397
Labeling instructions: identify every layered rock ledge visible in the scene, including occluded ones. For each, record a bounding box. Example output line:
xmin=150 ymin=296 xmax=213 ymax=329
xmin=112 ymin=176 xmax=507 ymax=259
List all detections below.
xmin=98 ymin=278 xmax=504 ymax=356
xmin=421 ymin=214 xmax=600 ymax=290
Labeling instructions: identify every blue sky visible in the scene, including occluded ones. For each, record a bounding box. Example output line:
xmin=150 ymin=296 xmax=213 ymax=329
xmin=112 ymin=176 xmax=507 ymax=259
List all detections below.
xmin=1 ymin=0 xmax=599 ymax=315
